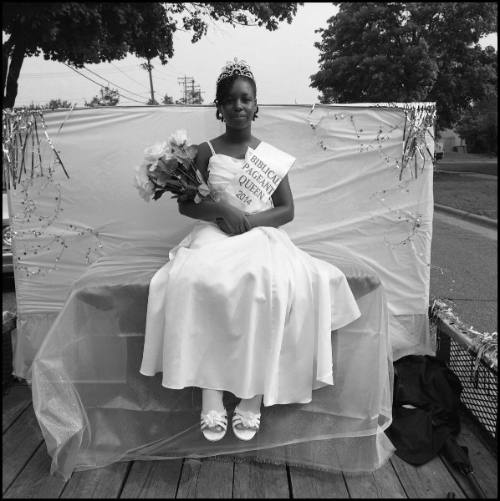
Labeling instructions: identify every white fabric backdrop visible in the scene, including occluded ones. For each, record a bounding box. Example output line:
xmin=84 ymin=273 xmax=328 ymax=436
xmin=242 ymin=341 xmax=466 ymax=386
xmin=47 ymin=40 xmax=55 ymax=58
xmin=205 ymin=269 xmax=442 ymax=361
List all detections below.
xmin=7 ymin=104 xmax=435 ymax=379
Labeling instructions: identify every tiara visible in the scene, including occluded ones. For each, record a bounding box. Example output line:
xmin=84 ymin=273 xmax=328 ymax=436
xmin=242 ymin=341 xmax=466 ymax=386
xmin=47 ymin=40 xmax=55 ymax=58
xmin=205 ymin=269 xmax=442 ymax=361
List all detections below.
xmin=216 ymin=57 xmax=254 ymax=85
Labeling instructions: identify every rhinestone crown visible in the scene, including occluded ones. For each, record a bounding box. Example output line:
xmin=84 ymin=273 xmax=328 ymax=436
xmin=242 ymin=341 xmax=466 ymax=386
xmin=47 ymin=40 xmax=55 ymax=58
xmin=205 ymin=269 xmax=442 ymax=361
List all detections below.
xmin=216 ymin=57 xmax=254 ymax=85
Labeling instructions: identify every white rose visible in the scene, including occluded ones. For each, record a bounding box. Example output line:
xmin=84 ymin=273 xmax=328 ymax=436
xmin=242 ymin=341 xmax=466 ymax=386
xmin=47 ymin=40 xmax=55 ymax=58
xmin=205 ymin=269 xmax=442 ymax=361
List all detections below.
xmin=144 ymin=142 xmax=168 ymax=163
xmin=134 ymin=163 xmax=155 ymax=202
xmin=168 ymin=129 xmax=188 ymax=148
xmin=135 ymin=162 xmax=150 ymax=184
xmin=134 ymin=178 xmax=155 ymax=202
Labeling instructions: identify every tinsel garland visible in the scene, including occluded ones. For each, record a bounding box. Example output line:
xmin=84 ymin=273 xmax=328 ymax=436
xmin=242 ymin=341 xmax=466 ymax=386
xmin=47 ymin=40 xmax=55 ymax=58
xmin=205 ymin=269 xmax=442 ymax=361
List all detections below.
xmin=2 ymin=108 xmax=71 ymax=189
xmin=398 ymin=103 xmax=436 ymax=181
xmin=2 ymin=106 xmax=104 ymax=278
xmin=430 ymin=297 xmax=498 ymax=376
xmin=307 ymin=103 xmax=436 ymax=251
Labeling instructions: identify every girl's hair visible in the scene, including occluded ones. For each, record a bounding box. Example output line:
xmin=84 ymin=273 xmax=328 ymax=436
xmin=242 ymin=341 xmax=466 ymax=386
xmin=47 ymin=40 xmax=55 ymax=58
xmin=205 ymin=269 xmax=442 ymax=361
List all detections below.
xmin=214 ymin=75 xmax=259 ymax=121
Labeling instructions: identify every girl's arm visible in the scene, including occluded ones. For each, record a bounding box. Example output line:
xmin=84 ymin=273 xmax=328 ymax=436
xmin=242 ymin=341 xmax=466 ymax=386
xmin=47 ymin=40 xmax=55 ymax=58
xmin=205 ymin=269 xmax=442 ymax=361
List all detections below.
xmin=177 ymin=142 xmax=250 ymax=234
xmin=246 ymin=175 xmax=294 ymax=229
xmin=178 ymin=199 xmax=251 ymax=235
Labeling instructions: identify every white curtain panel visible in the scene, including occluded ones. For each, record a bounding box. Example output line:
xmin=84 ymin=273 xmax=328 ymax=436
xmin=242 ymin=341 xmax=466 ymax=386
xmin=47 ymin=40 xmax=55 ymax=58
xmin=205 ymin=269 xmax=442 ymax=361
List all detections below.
xmin=7 ymin=103 xmax=435 ymax=380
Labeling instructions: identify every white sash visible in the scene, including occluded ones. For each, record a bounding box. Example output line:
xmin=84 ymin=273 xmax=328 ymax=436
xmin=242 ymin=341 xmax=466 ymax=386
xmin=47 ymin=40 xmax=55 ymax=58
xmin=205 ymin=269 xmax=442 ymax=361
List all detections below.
xmin=233 ymin=142 xmax=296 ymax=211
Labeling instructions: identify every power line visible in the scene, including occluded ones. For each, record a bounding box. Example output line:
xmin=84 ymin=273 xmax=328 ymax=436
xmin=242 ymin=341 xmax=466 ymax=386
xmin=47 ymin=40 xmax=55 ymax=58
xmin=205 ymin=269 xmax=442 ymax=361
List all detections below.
xmin=20 ymin=64 xmax=149 ymax=78
xmin=20 ymin=61 xmax=187 ymax=96
xmin=109 ymin=61 xmax=150 ymax=89
xmin=82 ymin=65 xmax=148 ymax=99
xmin=62 ymin=63 xmax=146 ymax=104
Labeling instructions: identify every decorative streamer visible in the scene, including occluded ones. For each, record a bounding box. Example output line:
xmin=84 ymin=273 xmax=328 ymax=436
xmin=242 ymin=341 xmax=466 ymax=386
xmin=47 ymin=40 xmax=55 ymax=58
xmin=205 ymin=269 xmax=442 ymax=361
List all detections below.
xmin=307 ymin=104 xmax=435 ymax=251
xmin=430 ymin=298 xmax=497 ymax=376
xmin=399 ymin=103 xmax=436 ymax=180
xmin=3 ymin=107 xmax=104 ymax=278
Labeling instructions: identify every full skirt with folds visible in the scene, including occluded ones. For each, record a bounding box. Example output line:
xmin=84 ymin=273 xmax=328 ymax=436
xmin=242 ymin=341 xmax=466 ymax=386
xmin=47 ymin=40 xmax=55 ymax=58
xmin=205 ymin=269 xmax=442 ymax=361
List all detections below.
xmin=31 ymin=223 xmax=395 ymax=480
xmin=140 ymin=222 xmax=361 ymax=405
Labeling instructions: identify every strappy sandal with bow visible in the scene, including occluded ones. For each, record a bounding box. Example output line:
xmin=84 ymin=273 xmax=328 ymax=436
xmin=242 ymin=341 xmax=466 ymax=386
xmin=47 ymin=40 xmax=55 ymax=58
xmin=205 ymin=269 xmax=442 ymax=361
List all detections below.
xmin=232 ymin=407 xmax=261 ymax=441
xmin=200 ymin=410 xmax=228 ymax=442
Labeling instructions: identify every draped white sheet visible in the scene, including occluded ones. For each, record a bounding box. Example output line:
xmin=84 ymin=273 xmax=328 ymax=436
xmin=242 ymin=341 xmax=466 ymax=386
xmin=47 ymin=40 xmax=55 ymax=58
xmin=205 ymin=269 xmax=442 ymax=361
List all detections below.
xmin=8 ymin=104 xmax=435 ymax=380
xmin=6 ymin=104 xmax=435 ymax=478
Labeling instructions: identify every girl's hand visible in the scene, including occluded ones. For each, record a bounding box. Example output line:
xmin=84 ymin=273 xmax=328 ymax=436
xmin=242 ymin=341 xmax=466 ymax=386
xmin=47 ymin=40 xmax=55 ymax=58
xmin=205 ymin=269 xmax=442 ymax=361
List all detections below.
xmin=176 ymin=193 xmax=192 ymax=203
xmin=215 ymin=217 xmax=232 ymax=234
xmin=176 ymin=195 xmax=192 ymax=215
xmin=217 ymin=203 xmax=251 ymax=235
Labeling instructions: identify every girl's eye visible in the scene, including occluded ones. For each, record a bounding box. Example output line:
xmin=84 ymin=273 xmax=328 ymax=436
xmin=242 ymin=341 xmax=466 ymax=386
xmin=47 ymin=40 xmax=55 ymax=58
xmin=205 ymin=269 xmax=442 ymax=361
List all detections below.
xmin=224 ymin=97 xmax=254 ymax=105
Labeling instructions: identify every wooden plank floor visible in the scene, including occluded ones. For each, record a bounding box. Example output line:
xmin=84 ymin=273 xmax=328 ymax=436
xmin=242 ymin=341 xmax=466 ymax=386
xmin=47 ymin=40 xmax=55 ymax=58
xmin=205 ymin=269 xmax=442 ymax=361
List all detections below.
xmin=3 ymin=382 xmax=497 ymax=499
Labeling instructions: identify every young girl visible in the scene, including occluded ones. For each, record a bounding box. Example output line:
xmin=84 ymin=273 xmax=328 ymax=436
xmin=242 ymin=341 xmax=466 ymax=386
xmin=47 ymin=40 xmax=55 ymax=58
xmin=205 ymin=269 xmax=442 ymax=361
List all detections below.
xmin=139 ymin=58 xmax=361 ymax=442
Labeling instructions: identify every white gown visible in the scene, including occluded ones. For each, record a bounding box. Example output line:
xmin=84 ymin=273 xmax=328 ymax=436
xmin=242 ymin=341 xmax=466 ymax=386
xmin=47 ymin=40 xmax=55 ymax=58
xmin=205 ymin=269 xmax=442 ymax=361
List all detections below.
xmin=31 ymin=140 xmax=394 ymax=479
xmin=140 ymin=141 xmax=362 ymax=405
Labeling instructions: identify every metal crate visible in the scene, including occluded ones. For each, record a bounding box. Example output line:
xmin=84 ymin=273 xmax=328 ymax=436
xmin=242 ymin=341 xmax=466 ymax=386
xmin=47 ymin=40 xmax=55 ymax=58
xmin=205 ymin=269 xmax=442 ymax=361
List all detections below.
xmin=432 ymin=303 xmax=497 ymax=446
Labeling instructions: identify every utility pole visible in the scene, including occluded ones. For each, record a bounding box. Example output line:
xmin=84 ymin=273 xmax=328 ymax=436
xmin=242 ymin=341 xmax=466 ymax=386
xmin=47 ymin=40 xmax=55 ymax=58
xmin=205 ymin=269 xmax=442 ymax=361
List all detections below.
xmin=177 ymin=76 xmax=194 ymax=104
xmin=141 ymin=58 xmax=156 ymax=104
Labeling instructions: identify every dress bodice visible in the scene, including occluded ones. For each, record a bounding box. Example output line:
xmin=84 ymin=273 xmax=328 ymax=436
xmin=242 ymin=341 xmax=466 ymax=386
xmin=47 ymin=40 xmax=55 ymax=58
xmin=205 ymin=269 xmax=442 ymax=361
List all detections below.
xmin=207 ymin=149 xmax=274 ymax=214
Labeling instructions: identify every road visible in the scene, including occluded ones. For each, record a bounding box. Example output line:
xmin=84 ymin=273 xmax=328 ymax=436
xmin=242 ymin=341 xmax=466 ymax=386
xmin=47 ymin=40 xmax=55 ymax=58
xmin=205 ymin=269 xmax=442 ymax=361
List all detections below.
xmin=431 ymin=210 xmax=497 ymax=334
xmin=436 ymin=153 xmax=497 ymax=177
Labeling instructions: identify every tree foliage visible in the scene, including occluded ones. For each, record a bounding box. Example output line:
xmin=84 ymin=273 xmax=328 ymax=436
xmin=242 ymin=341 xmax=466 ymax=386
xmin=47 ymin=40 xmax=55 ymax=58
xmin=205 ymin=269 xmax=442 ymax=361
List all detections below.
xmin=310 ymin=2 xmax=497 ymax=129
xmin=14 ymin=98 xmax=74 ymax=111
xmin=455 ymin=94 xmax=498 ymax=154
xmin=47 ymin=98 xmax=74 ymax=110
xmin=162 ymin=94 xmax=174 ymax=105
xmin=2 ymin=2 xmax=301 ymax=108
xmin=176 ymin=88 xmax=204 ymax=105
xmin=84 ymin=86 xmax=120 ymax=107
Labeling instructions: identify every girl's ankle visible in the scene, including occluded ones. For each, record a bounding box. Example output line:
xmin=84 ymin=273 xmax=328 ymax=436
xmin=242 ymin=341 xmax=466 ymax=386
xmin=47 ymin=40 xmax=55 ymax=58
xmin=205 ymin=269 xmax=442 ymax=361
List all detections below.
xmin=237 ymin=394 xmax=263 ymax=413
xmin=202 ymin=388 xmax=225 ymax=413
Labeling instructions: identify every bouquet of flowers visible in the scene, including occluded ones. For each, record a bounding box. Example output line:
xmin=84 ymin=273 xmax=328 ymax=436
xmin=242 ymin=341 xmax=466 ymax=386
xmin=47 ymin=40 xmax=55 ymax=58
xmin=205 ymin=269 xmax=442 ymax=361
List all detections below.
xmin=134 ymin=129 xmax=211 ymax=203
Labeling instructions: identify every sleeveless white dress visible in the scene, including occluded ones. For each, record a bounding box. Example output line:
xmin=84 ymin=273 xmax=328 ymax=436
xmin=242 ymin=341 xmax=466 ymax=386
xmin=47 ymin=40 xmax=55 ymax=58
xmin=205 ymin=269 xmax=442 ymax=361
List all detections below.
xmin=139 ymin=141 xmax=361 ymax=406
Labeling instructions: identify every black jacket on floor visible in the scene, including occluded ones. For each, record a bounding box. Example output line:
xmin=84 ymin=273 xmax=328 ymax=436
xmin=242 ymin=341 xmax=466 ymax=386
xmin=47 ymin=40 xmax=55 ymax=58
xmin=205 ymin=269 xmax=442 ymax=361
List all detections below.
xmin=385 ymin=354 xmax=463 ymax=465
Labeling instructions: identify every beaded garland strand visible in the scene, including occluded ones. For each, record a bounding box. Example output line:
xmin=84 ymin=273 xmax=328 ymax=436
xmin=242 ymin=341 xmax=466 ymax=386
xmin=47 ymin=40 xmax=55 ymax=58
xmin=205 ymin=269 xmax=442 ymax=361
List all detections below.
xmin=2 ymin=108 xmax=104 ymax=278
xmin=308 ymin=103 xmax=436 ymax=254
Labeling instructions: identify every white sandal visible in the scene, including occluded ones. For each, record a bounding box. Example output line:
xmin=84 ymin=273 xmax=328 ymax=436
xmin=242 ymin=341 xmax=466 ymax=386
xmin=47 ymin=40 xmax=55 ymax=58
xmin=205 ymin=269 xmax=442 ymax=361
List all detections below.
xmin=232 ymin=407 xmax=261 ymax=441
xmin=200 ymin=410 xmax=228 ymax=442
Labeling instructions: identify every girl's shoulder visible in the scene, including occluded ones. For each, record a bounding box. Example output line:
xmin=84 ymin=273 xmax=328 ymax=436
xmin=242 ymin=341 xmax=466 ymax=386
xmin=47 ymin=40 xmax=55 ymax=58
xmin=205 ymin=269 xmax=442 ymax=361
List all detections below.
xmin=197 ymin=140 xmax=212 ymax=157
xmin=207 ymin=135 xmax=225 ymax=151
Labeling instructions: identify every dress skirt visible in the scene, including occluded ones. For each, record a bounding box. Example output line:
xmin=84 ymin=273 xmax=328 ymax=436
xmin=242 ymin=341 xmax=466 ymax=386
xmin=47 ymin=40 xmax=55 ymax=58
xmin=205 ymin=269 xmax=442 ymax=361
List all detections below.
xmin=31 ymin=227 xmax=394 ymax=479
xmin=139 ymin=221 xmax=361 ymax=405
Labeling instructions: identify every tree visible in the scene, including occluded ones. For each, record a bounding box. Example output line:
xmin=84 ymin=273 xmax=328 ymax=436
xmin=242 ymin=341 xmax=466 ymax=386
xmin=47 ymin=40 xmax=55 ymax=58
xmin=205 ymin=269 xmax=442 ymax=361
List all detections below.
xmin=47 ymin=98 xmax=74 ymax=110
xmin=176 ymin=88 xmax=204 ymax=105
xmin=190 ymin=88 xmax=204 ymax=104
xmin=310 ymin=2 xmax=497 ymax=130
xmin=84 ymin=86 xmax=120 ymax=107
xmin=13 ymin=98 xmax=74 ymax=111
xmin=455 ymin=94 xmax=498 ymax=154
xmin=162 ymin=94 xmax=174 ymax=105
xmin=3 ymin=2 xmax=301 ymax=108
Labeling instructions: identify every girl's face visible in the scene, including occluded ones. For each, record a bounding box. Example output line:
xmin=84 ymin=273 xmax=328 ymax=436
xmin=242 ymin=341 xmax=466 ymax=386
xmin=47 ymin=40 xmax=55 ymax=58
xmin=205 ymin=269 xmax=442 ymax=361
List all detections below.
xmin=218 ymin=78 xmax=257 ymax=129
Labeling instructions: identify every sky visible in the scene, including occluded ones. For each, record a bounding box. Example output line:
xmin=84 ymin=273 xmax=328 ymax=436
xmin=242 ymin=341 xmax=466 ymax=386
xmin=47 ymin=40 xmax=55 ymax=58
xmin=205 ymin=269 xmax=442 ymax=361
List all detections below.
xmin=10 ymin=3 xmax=499 ymax=108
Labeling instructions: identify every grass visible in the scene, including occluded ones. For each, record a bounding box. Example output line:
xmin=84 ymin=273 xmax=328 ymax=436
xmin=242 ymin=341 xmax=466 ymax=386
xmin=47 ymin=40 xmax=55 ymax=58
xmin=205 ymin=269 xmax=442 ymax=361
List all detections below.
xmin=433 ymin=172 xmax=497 ymax=219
